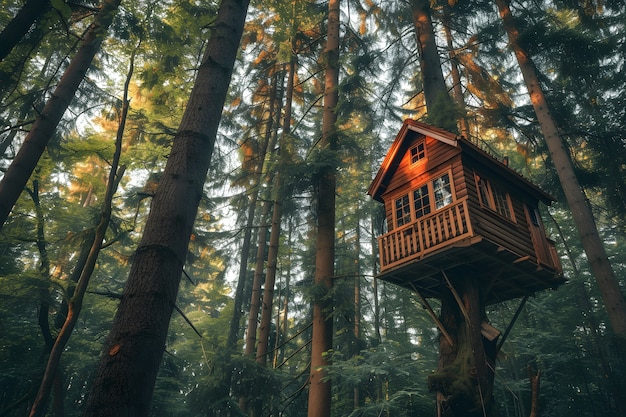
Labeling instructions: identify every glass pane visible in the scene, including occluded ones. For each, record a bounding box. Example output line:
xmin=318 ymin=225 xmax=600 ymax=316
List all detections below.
xmin=395 ymin=194 xmax=411 ymax=227
xmin=413 ymin=185 xmax=431 ymax=218
xmin=493 ymin=186 xmax=512 ymax=219
xmin=434 ymin=173 xmax=452 ymax=209
xmin=410 ymin=141 xmax=426 ymax=164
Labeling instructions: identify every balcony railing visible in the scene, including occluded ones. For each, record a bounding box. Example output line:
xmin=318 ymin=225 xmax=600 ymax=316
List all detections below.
xmin=378 ymin=198 xmax=473 ymax=271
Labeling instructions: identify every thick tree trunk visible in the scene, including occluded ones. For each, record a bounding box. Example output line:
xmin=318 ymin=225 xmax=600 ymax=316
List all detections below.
xmin=83 ymin=1 xmax=250 ymax=416
xmin=0 ymin=0 xmax=122 ymax=230
xmin=307 ymin=1 xmax=339 ymax=416
xmin=442 ymin=8 xmax=469 ymax=138
xmin=0 ymin=0 xmax=50 ymax=61
xmin=411 ymin=0 xmax=447 ymax=110
xmin=496 ymin=0 xmax=626 ymax=340
xmin=430 ymin=277 xmax=495 ymax=417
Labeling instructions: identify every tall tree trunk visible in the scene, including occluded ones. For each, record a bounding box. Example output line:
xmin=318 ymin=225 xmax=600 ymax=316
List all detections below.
xmin=255 ymin=60 xmax=295 ymax=368
xmin=411 ymin=0 xmax=447 ymax=110
xmin=0 ymin=0 xmax=122 ymax=230
xmin=29 ymin=46 xmax=134 ymax=417
xmin=410 ymin=0 xmax=456 ymax=131
xmin=83 ymin=1 xmax=250 ymax=416
xmin=441 ymin=7 xmax=469 ymax=138
xmin=353 ymin=220 xmax=361 ymax=410
xmin=227 ymin=71 xmax=278 ymax=352
xmin=244 ymin=199 xmax=271 ymax=358
xmin=495 ymin=0 xmax=626 ymax=340
xmin=276 ymin=214 xmax=293 ymax=366
xmin=307 ymin=0 xmax=339 ymax=415
xmin=0 ymin=0 xmax=50 ymax=62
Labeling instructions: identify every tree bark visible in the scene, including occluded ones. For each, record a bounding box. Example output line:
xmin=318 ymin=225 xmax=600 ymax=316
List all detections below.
xmin=307 ymin=0 xmax=339 ymax=415
xmin=411 ymin=0 xmax=447 ymax=111
xmin=0 ymin=0 xmax=50 ymax=62
xmin=496 ymin=0 xmax=626 ymax=340
xmin=528 ymin=366 xmax=540 ymax=417
xmin=226 ymin=70 xmax=277 ymax=352
xmin=83 ymin=1 xmax=250 ymax=416
xmin=430 ymin=277 xmax=495 ymax=417
xmin=0 ymin=0 xmax=122 ymax=230
xmin=441 ymin=7 xmax=469 ymax=138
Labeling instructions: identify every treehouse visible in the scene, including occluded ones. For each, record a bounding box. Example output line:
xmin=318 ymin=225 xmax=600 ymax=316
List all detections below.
xmin=368 ymin=120 xmax=564 ymax=304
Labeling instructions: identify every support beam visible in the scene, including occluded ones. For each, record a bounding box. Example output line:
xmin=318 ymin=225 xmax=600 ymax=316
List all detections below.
xmin=442 ymin=268 xmax=471 ymax=326
xmin=497 ymin=295 xmax=529 ymax=353
xmin=410 ymin=282 xmax=454 ymax=347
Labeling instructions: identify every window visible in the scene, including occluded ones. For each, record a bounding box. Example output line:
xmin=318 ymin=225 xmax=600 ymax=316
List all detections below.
xmin=413 ymin=184 xmax=431 ymax=219
xmin=392 ymin=172 xmax=454 ymax=229
xmin=409 ymin=139 xmax=426 ymax=165
xmin=395 ymin=193 xmax=411 ymax=227
xmin=476 ymin=174 xmax=515 ymax=221
xmin=433 ymin=173 xmax=452 ymax=209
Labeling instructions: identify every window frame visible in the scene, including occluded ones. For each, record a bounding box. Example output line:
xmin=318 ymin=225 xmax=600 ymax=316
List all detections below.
xmin=409 ymin=138 xmax=427 ymax=166
xmin=475 ymin=173 xmax=516 ymax=222
xmin=391 ymin=170 xmax=455 ymax=229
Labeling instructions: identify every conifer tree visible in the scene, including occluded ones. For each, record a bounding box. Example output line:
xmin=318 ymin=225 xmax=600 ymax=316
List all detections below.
xmin=0 ymin=0 xmax=122 ymax=230
xmin=83 ymin=1 xmax=250 ymax=415
xmin=495 ymin=0 xmax=626 ymax=340
xmin=307 ymin=0 xmax=339 ymax=415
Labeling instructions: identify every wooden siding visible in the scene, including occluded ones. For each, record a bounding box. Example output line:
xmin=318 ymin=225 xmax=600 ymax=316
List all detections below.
xmin=370 ymin=122 xmax=564 ymax=303
xmin=462 ymin=155 xmax=538 ymax=261
xmin=382 ymin=133 xmax=464 ymax=231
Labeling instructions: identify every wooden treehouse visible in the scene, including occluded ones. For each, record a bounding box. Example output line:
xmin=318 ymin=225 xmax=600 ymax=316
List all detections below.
xmin=368 ymin=119 xmax=565 ymax=305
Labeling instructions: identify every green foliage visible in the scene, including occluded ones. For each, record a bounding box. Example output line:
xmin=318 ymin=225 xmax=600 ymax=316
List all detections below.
xmin=326 ymin=341 xmax=434 ymax=416
xmin=0 ymin=0 xmax=625 ymax=416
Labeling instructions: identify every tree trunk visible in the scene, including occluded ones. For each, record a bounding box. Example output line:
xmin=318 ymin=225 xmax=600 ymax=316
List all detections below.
xmin=255 ymin=59 xmax=296 ymax=369
xmin=242 ymin=195 xmax=272 ymax=362
xmin=441 ymin=7 xmax=469 ymax=138
xmin=528 ymin=366 xmax=540 ymax=417
xmin=495 ymin=0 xmax=626 ymax=340
xmin=410 ymin=0 xmax=456 ymax=131
xmin=83 ymin=1 xmax=250 ymax=415
xmin=429 ymin=277 xmax=495 ymax=417
xmin=307 ymin=0 xmax=339 ymax=415
xmin=29 ymin=48 xmax=132 ymax=417
xmin=226 ymin=70 xmax=277 ymax=352
xmin=411 ymin=0 xmax=447 ymax=110
xmin=0 ymin=0 xmax=50 ymax=62
xmin=0 ymin=0 xmax=122 ymax=230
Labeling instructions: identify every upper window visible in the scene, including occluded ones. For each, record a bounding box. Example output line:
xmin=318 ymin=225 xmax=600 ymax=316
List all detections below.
xmin=476 ymin=174 xmax=515 ymax=221
xmin=393 ymin=172 xmax=454 ymax=228
xmin=409 ymin=139 xmax=426 ymax=165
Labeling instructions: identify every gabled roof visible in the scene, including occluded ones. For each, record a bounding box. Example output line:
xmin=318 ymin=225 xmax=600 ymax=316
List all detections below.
xmin=367 ymin=119 xmax=555 ymax=204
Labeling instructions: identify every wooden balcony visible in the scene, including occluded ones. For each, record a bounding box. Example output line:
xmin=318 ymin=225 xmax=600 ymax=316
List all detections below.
xmin=376 ymin=198 xmax=565 ymax=304
xmin=379 ymin=198 xmax=473 ymax=271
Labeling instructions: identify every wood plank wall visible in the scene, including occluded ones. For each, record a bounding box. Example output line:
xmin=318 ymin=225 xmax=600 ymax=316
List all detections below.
xmin=378 ymin=131 xmax=540 ymax=264
xmin=462 ymin=155 xmax=538 ymax=260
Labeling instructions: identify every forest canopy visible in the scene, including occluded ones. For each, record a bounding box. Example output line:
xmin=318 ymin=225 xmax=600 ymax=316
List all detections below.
xmin=0 ymin=0 xmax=625 ymax=416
